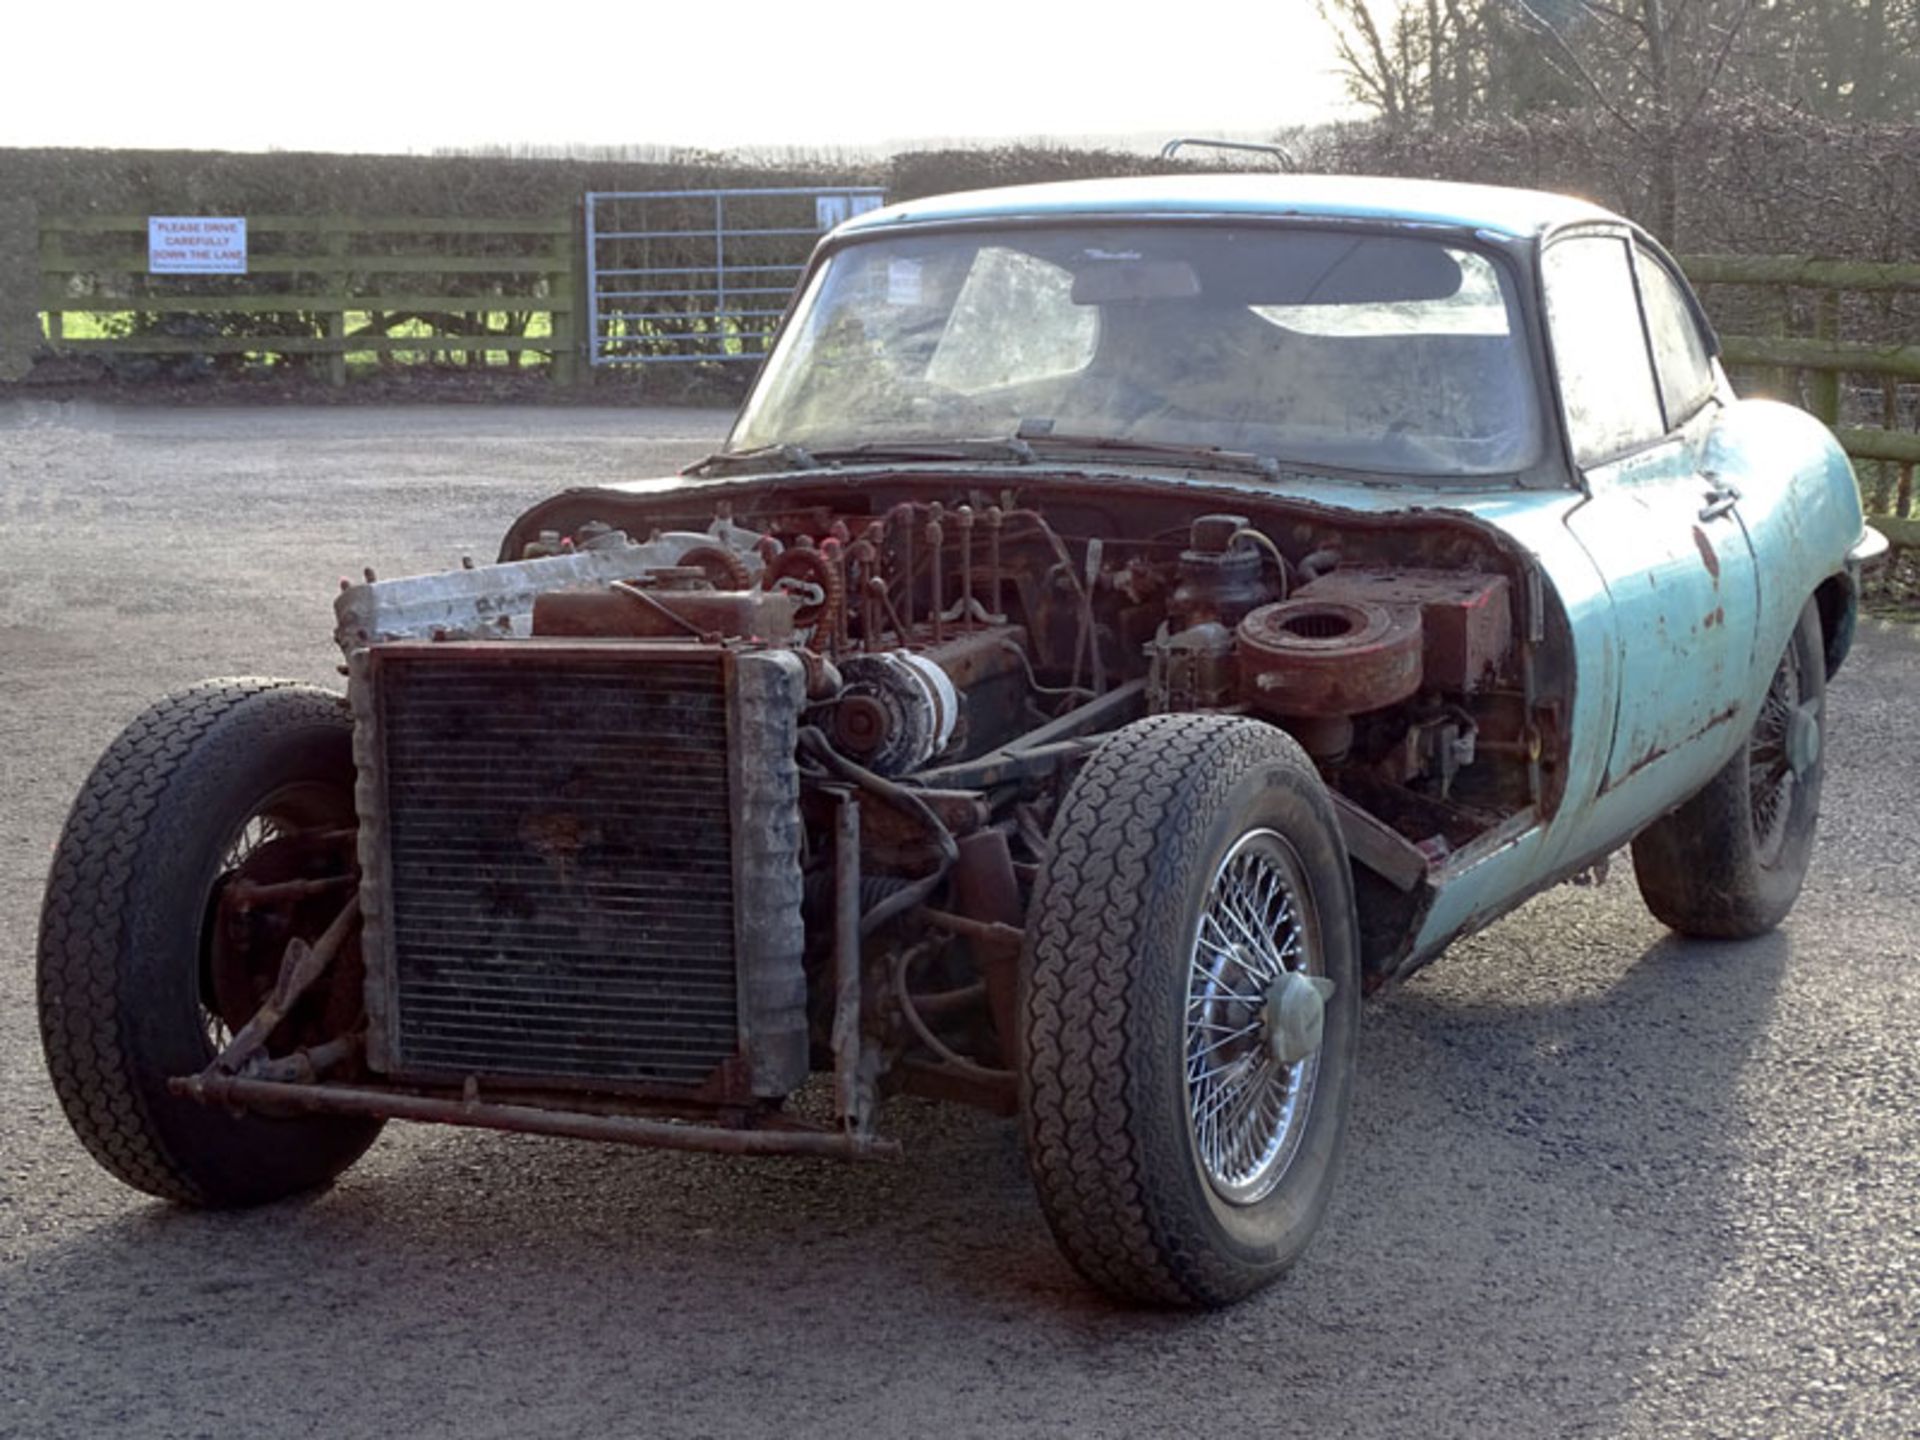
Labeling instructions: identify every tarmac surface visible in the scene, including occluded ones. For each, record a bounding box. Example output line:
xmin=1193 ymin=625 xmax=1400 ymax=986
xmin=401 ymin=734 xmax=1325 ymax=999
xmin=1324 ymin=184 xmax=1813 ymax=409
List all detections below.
xmin=2 ymin=400 xmax=1916 ymax=1439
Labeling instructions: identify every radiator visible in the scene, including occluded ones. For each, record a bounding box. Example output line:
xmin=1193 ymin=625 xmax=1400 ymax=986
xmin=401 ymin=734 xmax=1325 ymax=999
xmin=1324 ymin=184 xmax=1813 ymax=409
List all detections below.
xmin=349 ymin=641 xmax=808 ymax=1099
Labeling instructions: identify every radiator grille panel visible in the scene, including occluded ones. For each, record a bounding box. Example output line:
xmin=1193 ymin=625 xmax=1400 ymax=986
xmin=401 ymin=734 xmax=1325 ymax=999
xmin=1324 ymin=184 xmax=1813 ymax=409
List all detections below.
xmin=379 ymin=655 xmax=740 ymax=1086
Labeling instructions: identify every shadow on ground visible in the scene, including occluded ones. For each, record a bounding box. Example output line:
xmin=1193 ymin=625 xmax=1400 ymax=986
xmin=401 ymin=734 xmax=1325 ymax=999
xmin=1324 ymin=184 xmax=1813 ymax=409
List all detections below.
xmin=3 ymin=924 xmax=1787 ymax=1439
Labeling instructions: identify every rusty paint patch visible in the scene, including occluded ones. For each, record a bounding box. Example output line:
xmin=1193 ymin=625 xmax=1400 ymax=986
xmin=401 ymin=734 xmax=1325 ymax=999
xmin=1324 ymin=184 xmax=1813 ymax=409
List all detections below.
xmin=519 ymin=811 xmax=601 ymax=862
xmin=1600 ymin=705 xmax=1741 ymax=795
xmin=1692 ymin=525 xmax=1721 ymax=582
xmin=1704 ymin=606 xmax=1724 ymax=629
xmin=1610 ymin=738 xmax=1672 ymax=790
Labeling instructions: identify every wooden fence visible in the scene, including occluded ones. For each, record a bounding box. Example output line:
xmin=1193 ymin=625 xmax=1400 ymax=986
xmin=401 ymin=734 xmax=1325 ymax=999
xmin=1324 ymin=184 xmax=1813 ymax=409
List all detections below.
xmin=26 ymin=219 xmax=1920 ymax=547
xmin=39 ymin=214 xmax=584 ymax=385
xmin=1685 ymin=254 xmax=1920 ymax=548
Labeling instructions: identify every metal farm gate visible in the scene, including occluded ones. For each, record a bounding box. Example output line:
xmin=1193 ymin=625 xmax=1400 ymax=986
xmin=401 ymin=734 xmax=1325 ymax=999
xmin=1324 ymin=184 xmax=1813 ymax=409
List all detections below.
xmin=585 ymin=187 xmax=885 ymax=366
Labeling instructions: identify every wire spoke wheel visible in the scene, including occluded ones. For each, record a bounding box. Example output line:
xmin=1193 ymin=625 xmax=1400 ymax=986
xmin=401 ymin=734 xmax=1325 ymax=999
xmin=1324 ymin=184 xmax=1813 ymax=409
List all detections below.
xmin=1185 ymin=830 xmax=1322 ymax=1206
xmin=1630 ymin=600 xmax=1827 ymax=941
xmin=1023 ymin=715 xmax=1359 ymax=1307
xmin=1747 ymin=636 xmax=1803 ymax=866
xmin=199 ymin=785 xmax=350 ymax=1057
xmin=199 ymin=810 xmax=294 ymax=1052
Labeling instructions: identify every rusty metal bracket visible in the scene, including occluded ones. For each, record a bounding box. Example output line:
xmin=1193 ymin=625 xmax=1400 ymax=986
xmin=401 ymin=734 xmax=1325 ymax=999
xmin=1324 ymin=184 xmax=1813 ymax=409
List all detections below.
xmin=921 ymin=907 xmax=1022 ymax=953
xmin=1329 ymin=794 xmax=1431 ymax=894
xmin=167 ymin=1073 xmax=901 ymax=1160
xmin=223 ymin=873 xmax=355 ymax=907
xmin=247 ymin=1032 xmax=363 ymax=1085
xmin=912 ymin=678 xmax=1146 ymax=789
xmin=209 ymin=892 xmax=360 ymax=1077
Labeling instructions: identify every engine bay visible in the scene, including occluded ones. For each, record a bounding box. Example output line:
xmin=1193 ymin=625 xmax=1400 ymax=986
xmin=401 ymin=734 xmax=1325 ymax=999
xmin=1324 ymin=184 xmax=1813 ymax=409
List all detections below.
xmin=338 ymin=475 xmax=1571 ymax=982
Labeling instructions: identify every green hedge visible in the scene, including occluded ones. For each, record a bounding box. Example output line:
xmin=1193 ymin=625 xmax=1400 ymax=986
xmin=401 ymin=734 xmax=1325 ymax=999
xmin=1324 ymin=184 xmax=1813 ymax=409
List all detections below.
xmin=0 ymin=143 xmax=1202 ymax=222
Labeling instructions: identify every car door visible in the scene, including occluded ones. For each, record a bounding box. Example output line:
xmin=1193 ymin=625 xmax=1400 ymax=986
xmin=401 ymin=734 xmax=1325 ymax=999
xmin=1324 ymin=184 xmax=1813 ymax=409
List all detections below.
xmin=1547 ymin=230 xmax=1760 ymax=811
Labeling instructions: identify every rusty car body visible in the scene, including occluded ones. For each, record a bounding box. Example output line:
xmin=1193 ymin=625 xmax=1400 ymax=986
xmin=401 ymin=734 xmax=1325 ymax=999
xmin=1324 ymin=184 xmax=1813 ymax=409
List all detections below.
xmin=38 ymin=176 xmax=1887 ymax=1308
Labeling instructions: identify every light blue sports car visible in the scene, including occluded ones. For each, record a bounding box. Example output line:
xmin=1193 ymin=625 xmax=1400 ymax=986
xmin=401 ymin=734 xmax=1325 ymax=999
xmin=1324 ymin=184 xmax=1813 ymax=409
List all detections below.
xmin=39 ymin=175 xmax=1887 ymax=1309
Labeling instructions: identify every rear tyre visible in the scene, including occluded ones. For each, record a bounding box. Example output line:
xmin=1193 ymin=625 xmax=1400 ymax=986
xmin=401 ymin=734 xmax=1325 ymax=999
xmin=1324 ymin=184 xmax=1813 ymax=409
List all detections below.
xmin=1022 ymin=715 xmax=1361 ymax=1308
xmin=1631 ymin=601 xmax=1826 ymax=939
xmin=37 ymin=680 xmax=383 ymax=1206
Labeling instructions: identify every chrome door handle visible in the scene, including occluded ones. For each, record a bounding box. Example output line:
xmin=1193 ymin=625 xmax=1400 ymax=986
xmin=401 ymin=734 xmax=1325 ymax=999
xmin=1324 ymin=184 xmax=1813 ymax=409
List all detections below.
xmin=1699 ymin=481 xmax=1741 ymax=522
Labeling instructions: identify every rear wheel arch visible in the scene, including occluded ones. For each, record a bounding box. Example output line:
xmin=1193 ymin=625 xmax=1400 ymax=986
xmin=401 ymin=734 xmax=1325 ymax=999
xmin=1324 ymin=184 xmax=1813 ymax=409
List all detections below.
xmin=1813 ymin=571 xmax=1857 ymax=680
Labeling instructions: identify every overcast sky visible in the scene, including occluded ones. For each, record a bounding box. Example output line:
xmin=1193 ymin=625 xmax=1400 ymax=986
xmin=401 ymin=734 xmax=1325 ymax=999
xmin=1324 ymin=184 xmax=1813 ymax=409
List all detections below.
xmin=1 ymin=0 xmax=1359 ymax=154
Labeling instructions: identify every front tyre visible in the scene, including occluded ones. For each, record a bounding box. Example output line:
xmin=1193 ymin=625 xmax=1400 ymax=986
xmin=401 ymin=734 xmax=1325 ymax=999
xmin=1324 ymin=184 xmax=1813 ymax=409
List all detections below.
xmin=37 ymin=680 xmax=383 ymax=1206
xmin=1021 ymin=715 xmax=1361 ymax=1308
xmin=1631 ymin=600 xmax=1826 ymax=939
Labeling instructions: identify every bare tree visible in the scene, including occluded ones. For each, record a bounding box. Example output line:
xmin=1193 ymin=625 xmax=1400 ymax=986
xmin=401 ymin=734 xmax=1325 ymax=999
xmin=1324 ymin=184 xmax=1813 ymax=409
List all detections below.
xmin=1320 ymin=0 xmax=1918 ymax=135
xmin=1316 ymin=0 xmax=1499 ymax=127
xmin=1317 ymin=0 xmax=1417 ymax=125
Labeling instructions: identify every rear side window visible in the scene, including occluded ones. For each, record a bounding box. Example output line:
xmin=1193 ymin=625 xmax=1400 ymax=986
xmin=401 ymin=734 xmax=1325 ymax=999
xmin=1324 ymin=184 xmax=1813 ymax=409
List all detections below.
xmin=1635 ymin=248 xmax=1717 ymax=426
xmin=1542 ymin=235 xmax=1664 ymax=468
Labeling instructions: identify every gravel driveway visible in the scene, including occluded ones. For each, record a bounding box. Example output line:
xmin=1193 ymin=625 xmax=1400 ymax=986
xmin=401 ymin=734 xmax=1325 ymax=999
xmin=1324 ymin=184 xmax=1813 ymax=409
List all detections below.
xmin=3 ymin=400 xmax=1915 ymax=1439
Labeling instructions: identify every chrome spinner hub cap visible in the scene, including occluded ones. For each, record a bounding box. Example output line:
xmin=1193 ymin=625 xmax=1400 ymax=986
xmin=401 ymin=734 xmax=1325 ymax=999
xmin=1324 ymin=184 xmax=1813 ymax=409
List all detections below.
xmin=1185 ymin=829 xmax=1328 ymax=1207
xmin=1786 ymin=702 xmax=1820 ymax=780
xmin=1266 ymin=970 xmax=1337 ymax=1065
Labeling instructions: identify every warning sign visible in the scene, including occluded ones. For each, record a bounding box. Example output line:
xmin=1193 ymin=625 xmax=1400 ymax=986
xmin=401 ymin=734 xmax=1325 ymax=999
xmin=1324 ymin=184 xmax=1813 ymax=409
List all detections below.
xmin=148 ymin=216 xmax=247 ymax=275
xmin=814 ymin=194 xmax=883 ymax=231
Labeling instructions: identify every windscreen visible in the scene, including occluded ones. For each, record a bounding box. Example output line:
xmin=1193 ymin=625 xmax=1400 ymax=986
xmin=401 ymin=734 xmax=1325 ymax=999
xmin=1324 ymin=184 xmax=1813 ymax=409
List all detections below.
xmin=731 ymin=223 xmax=1542 ymax=478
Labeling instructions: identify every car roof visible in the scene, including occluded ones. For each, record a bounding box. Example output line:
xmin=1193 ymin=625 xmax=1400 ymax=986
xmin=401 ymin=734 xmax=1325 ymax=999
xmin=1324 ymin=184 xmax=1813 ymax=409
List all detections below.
xmin=838 ymin=173 xmax=1620 ymax=241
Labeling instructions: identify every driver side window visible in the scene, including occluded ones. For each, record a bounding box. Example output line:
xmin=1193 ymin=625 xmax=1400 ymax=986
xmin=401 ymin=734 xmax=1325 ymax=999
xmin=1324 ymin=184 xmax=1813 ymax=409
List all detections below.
xmin=1542 ymin=235 xmax=1664 ymax=469
xmin=1635 ymin=247 xmax=1718 ymax=426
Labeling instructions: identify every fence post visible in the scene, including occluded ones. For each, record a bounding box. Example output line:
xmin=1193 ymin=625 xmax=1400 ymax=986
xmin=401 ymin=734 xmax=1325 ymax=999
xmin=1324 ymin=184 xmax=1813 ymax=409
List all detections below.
xmin=1810 ymin=289 xmax=1841 ymax=426
xmin=43 ymin=216 xmax=62 ymax=350
xmin=1873 ymin=377 xmax=1900 ymax=511
xmin=1765 ymin=284 xmax=1793 ymax=400
xmin=550 ymin=205 xmax=580 ymax=387
xmin=572 ymin=199 xmax=591 ymax=384
xmin=0 ymin=198 xmax=43 ymax=381
xmin=325 ymin=224 xmax=348 ymax=388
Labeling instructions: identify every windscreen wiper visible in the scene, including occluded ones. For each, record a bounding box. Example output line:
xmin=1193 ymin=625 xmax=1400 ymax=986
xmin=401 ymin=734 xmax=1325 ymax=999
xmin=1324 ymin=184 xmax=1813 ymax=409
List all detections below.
xmin=808 ymin=438 xmax=1037 ymax=465
xmin=1012 ymin=424 xmax=1282 ymax=480
xmin=681 ymin=443 xmax=821 ymax=478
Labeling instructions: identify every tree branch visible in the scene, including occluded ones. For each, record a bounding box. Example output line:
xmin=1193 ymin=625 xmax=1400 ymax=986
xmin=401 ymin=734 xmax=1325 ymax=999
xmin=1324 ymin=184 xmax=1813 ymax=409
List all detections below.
xmin=1497 ymin=0 xmax=1648 ymax=134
